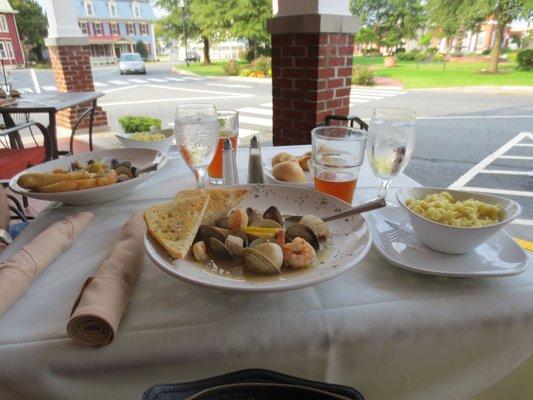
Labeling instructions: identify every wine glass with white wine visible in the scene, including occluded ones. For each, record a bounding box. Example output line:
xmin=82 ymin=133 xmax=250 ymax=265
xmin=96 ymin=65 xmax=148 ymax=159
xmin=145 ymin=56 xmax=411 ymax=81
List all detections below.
xmin=366 ymin=108 xmax=416 ymax=201
xmin=174 ymin=103 xmax=219 ymax=188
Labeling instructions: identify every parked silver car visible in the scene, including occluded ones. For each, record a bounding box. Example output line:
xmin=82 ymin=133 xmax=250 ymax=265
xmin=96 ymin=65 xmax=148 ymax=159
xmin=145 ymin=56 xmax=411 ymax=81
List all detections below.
xmin=119 ymin=53 xmax=146 ymax=74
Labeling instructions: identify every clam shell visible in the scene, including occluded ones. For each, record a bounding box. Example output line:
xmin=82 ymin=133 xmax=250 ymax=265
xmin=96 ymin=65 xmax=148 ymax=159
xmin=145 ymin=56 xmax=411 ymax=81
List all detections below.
xmin=207 ymin=237 xmax=235 ymax=262
xmin=285 ymin=224 xmax=319 ymax=250
xmin=198 ymin=225 xmax=226 ymax=244
xmin=242 ymin=245 xmax=282 ymax=274
xmin=263 ymin=206 xmax=284 ymax=226
xmin=225 ymin=235 xmax=244 ymax=257
xmin=299 ymin=215 xmax=329 ymax=239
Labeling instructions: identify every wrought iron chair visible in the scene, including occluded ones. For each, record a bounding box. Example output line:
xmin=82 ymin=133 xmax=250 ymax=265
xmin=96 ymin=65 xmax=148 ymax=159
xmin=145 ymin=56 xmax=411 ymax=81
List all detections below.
xmin=324 ymin=115 xmax=369 ymax=131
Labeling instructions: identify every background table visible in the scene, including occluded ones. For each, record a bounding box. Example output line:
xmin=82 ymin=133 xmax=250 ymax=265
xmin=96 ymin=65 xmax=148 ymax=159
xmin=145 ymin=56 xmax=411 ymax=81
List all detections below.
xmin=1 ymin=92 xmax=104 ymax=158
xmin=0 ymin=146 xmax=531 ymax=400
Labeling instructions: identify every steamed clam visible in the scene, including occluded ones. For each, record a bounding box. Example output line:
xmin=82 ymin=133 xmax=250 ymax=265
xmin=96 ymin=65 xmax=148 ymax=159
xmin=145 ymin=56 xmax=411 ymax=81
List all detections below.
xmin=285 ymin=224 xmax=319 ymax=250
xmin=242 ymin=243 xmax=283 ymax=274
xmin=207 ymin=237 xmax=235 ymax=262
xmin=299 ymin=215 xmax=329 ymax=239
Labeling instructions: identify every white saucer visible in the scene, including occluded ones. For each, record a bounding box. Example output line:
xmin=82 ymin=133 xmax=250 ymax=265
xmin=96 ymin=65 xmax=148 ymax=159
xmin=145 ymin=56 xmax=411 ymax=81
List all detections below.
xmin=366 ymin=206 xmax=528 ymax=278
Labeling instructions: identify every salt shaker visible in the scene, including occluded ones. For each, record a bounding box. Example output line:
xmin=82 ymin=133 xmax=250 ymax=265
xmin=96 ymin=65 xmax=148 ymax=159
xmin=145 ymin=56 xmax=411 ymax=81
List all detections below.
xmin=247 ymin=136 xmax=264 ymax=184
xmin=222 ymin=138 xmax=238 ymax=185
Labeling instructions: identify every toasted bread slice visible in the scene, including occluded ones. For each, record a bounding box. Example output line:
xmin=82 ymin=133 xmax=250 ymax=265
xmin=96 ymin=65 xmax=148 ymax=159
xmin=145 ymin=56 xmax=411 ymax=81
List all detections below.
xmin=175 ymin=188 xmax=247 ymax=225
xmin=36 ymin=170 xmax=118 ymax=193
xmin=144 ymin=192 xmax=209 ymax=259
xmin=18 ymin=170 xmax=94 ymax=189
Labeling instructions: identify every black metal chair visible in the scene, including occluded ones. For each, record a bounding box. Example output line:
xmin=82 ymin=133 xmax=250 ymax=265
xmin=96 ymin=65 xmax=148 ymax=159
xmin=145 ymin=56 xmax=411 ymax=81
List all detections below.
xmin=324 ymin=115 xmax=369 ymax=131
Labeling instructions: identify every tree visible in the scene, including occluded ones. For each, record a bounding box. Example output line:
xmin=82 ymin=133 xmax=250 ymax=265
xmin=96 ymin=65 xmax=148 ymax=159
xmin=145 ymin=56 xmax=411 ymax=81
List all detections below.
xmin=225 ymin=0 xmax=272 ymax=60
xmin=135 ymin=40 xmax=148 ymax=59
xmin=350 ymin=0 xmax=426 ymax=54
xmin=10 ymin=0 xmax=47 ymax=62
xmin=355 ymin=26 xmax=378 ymax=54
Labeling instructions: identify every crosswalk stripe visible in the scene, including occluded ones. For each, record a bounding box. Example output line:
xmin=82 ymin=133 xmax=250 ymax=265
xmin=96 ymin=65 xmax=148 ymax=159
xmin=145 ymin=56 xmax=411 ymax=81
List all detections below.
xmin=182 ymin=76 xmax=202 ymax=80
xmin=147 ymin=78 xmax=167 ymax=82
xmin=350 ymin=94 xmax=384 ymax=100
xmin=349 ymin=99 xmax=370 ymax=104
xmin=239 ymin=115 xmax=272 ymax=127
xmin=207 ymin=83 xmax=253 ymax=89
xmin=237 ymin=107 xmax=273 ymax=116
xmin=239 ymin=128 xmax=260 ymax=138
xmin=42 ymin=85 xmax=57 ymax=91
xmin=260 ymin=102 xmax=272 ymax=107
xmin=128 ymin=78 xmax=147 ymax=83
xmin=93 ymin=81 xmax=108 ymax=87
xmin=351 ymin=89 xmax=406 ymax=96
xmin=108 ymin=80 xmax=129 ymax=85
xmin=19 ymin=88 xmax=33 ymax=93
xmin=165 ymin=77 xmax=185 ymax=82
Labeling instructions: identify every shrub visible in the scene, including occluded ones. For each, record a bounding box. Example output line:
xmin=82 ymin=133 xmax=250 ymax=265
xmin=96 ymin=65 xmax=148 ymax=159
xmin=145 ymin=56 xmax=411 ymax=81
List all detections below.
xmin=239 ymin=67 xmax=252 ymax=77
xmin=397 ymin=49 xmax=420 ymax=61
xmin=432 ymin=52 xmax=446 ymax=62
xmin=223 ymin=60 xmax=240 ymax=76
xmin=352 ymin=64 xmax=374 ymax=86
xmin=395 ymin=47 xmax=406 ymax=54
xmin=481 ymin=48 xmax=491 ymax=55
xmin=118 ymin=115 xmax=161 ymax=133
xmin=427 ymin=47 xmax=439 ymax=55
xmin=250 ymin=56 xmax=271 ymax=76
xmin=135 ymin=40 xmax=148 ymax=59
xmin=507 ymin=51 xmax=518 ymax=63
xmin=516 ymin=49 xmax=533 ymax=71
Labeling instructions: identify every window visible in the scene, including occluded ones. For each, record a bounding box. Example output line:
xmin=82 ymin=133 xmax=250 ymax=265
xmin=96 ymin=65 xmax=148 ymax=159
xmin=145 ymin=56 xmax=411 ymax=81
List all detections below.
xmin=132 ymin=1 xmax=141 ymax=18
xmin=79 ymin=22 xmax=88 ymax=35
xmin=126 ymin=22 xmax=135 ymax=35
xmin=0 ymin=15 xmax=8 ymax=33
xmin=94 ymin=22 xmax=103 ymax=36
xmin=84 ymin=1 xmax=94 ymax=16
xmin=140 ymin=23 xmax=148 ymax=35
xmin=110 ymin=22 xmax=119 ymax=35
xmin=109 ymin=1 xmax=117 ymax=17
xmin=0 ymin=40 xmax=14 ymax=59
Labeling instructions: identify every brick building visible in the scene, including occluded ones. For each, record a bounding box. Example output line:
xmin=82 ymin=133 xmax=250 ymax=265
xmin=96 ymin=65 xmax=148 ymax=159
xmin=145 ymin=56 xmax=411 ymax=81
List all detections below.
xmin=0 ymin=0 xmax=24 ymax=66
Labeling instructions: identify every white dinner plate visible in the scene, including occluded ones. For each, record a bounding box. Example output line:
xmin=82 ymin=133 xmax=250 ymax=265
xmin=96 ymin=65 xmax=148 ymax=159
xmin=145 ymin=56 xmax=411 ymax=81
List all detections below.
xmin=9 ymin=148 xmax=167 ymax=205
xmin=263 ymin=152 xmax=314 ymax=188
xmin=145 ymin=184 xmax=372 ymax=292
xmin=366 ymin=206 xmax=528 ymax=277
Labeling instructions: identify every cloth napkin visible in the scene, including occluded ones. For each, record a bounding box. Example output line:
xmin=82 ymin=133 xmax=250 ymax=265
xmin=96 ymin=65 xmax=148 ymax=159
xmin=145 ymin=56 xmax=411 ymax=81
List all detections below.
xmin=67 ymin=212 xmax=145 ymax=346
xmin=0 ymin=211 xmax=95 ymax=317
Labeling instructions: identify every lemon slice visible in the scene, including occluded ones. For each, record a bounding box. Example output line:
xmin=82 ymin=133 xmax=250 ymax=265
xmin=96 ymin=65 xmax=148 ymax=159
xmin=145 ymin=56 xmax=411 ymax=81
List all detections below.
xmin=241 ymin=226 xmax=283 ymax=239
xmin=514 ymin=237 xmax=533 ymax=252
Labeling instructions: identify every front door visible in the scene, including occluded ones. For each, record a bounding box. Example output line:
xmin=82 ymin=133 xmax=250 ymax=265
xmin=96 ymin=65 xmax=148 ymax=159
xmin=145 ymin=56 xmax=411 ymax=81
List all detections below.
xmin=114 ymin=45 xmax=121 ymax=59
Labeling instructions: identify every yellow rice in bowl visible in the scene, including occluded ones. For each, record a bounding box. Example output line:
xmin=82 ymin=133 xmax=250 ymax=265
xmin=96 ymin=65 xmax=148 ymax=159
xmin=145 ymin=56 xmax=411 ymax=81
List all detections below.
xmin=405 ymin=191 xmax=502 ymax=227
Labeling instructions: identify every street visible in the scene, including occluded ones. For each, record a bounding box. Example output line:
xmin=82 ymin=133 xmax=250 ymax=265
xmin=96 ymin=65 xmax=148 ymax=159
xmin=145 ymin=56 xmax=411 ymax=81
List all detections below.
xmin=10 ymin=62 xmax=533 ymax=234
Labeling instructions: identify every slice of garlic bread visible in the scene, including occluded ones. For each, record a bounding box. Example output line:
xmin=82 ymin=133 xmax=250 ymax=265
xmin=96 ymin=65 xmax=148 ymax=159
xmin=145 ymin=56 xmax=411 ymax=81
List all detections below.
xmin=144 ymin=192 xmax=209 ymax=259
xmin=175 ymin=188 xmax=247 ymax=225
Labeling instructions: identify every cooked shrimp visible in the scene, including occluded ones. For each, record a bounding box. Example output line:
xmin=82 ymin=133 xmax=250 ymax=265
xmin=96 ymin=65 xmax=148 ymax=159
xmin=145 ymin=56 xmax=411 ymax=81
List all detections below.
xmin=192 ymin=241 xmax=209 ymax=262
xmin=227 ymin=207 xmax=249 ymax=231
xmin=280 ymin=236 xmax=316 ymax=269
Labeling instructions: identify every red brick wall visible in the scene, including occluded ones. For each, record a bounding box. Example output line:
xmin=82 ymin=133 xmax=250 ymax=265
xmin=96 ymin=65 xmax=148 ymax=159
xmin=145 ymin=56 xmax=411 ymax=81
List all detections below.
xmin=49 ymin=45 xmax=107 ymax=129
xmin=271 ymin=33 xmax=354 ymax=145
xmin=0 ymin=13 xmax=24 ymax=65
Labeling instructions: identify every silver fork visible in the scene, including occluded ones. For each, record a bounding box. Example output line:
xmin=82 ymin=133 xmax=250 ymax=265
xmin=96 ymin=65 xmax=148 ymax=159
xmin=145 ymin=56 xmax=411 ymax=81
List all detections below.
xmin=384 ymin=220 xmax=436 ymax=254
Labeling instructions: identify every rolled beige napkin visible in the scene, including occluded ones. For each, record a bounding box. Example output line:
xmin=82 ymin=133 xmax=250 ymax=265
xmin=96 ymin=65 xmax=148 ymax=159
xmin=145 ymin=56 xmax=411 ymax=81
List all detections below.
xmin=0 ymin=211 xmax=95 ymax=316
xmin=67 ymin=212 xmax=145 ymax=346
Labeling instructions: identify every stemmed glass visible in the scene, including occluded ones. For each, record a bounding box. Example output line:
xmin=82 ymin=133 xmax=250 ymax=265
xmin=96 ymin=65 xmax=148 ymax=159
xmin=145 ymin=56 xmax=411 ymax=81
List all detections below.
xmin=174 ymin=103 xmax=219 ymax=188
xmin=366 ymin=108 xmax=416 ymax=201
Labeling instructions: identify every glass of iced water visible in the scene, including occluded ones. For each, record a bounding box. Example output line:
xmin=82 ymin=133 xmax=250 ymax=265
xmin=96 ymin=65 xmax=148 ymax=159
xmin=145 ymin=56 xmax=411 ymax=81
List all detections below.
xmin=174 ymin=103 xmax=219 ymax=188
xmin=366 ymin=107 xmax=416 ymax=200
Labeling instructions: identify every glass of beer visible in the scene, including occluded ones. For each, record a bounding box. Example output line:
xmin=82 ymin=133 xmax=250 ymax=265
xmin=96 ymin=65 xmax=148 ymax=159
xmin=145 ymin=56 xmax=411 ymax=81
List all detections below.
xmin=311 ymin=126 xmax=367 ymax=204
xmin=208 ymin=110 xmax=239 ymax=184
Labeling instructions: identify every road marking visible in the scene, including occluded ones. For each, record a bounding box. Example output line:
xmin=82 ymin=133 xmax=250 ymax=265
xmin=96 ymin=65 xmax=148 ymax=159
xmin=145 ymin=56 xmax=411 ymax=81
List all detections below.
xmin=239 ymin=128 xmax=260 ymax=137
xmin=207 ymin=83 xmax=253 ymax=89
xmin=144 ymin=84 xmax=255 ymax=97
xmin=461 ymin=187 xmax=533 ymax=197
xmin=515 ymin=143 xmax=533 ymax=147
xmin=41 ymin=85 xmax=57 ymax=91
xmin=19 ymin=88 xmax=33 ymax=93
xmin=103 ymin=84 xmax=139 ymax=94
xmin=239 ymin=115 xmax=272 ymax=127
xmin=237 ymin=107 xmax=273 ymax=116
xmin=100 ymin=94 xmax=251 ymax=107
xmin=351 ymin=89 xmax=406 ymax=96
xmin=260 ymin=102 xmax=272 ymax=107
xmin=108 ymin=80 xmax=129 ymax=85
xmin=30 ymin=68 xmax=41 ymax=93
xmin=499 ymin=155 xmax=533 ymax=160
xmin=449 ymin=132 xmax=531 ymax=189
xmin=350 ymin=94 xmax=383 ymax=100
xmin=147 ymin=78 xmax=167 ymax=82
xmin=417 ymin=115 xmax=533 ymax=120
xmin=182 ymin=76 xmax=202 ymax=80
xmin=350 ymin=99 xmax=370 ymax=104
xmin=165 ymin=77 xmax=185 ymax=82
xmin=479 ymin=169 xmax=532 ymax=176
xmin=93 ymin=81 xmax=108 ymax=87
xmin=128 ymin=78 xmax=147 ymax=83
xmin=92 ymin=69 xmax=119 ymax=77
xmin=512 ymin=219 xmax=533 ymax=226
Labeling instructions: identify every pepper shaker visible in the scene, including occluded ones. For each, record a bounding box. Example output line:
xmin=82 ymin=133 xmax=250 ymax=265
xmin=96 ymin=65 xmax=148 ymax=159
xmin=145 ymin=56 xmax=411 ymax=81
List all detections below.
xmin=222 ymin=138 xmax=238 ymax=185
xmin=247 ymin=136 xmax=264 ymax=184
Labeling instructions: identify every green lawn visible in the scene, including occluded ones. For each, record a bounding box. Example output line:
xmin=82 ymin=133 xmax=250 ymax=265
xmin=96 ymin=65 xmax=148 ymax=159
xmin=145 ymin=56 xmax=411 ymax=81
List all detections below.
xmin=353 ymin=56 xmax=533 ymax=88
xmin=174 ymin=60 xmax=248 ymax=76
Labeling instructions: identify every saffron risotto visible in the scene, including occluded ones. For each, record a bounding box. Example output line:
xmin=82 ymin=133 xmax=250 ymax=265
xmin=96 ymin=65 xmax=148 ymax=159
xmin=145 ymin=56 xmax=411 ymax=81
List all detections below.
xmin=405 ymin=191 xmax=502 ymax=227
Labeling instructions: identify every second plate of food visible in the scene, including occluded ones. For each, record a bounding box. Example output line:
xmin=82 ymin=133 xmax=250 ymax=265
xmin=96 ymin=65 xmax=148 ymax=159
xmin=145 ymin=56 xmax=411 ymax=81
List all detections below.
xmin=144 ymin=184 xmax=372 ymax=292
xmin=263 ymin=150 xmax=314 ymax=188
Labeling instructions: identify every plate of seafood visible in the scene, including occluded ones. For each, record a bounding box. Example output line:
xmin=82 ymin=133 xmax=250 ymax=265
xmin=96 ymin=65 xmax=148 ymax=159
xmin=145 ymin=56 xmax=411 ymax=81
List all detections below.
xmin=143 ymin=184 xmax=372 ymax=292
xmin=9 ymin=148 xmax=167 ymax=205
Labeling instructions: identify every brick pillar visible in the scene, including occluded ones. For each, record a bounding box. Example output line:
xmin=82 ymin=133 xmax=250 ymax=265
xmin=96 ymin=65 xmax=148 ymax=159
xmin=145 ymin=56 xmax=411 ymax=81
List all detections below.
xmin=268 ymin=14 xmax=359 ymax=146
xmin=48 ymin=44 xmax=108 ymax=131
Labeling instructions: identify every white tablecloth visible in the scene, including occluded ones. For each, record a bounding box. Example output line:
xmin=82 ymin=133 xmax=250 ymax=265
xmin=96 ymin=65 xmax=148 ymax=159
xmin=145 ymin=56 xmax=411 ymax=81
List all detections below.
xmin=0 ymin=146 xmax=532 ymax=400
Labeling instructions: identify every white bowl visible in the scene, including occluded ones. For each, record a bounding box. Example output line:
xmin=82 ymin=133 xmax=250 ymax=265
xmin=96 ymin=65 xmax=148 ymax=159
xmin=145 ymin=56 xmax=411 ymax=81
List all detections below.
xmin=9 ymin=148 xmax=167 ymax=205
xmin=115 ymin=129 xmax=173 ymax=154
xmin=396 ymin=187 xmax=521 ymax=254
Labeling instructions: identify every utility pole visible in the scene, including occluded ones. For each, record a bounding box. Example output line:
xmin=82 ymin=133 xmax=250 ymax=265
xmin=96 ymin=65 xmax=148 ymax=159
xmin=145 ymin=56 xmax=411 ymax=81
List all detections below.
xmin=180 ymin=0 xmax=189 ymax=66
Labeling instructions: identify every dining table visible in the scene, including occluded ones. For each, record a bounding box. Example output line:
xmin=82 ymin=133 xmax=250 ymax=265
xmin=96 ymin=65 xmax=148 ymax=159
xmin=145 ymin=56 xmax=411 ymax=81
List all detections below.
xmin=0 ymin=145 xmax=532 ymax=400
